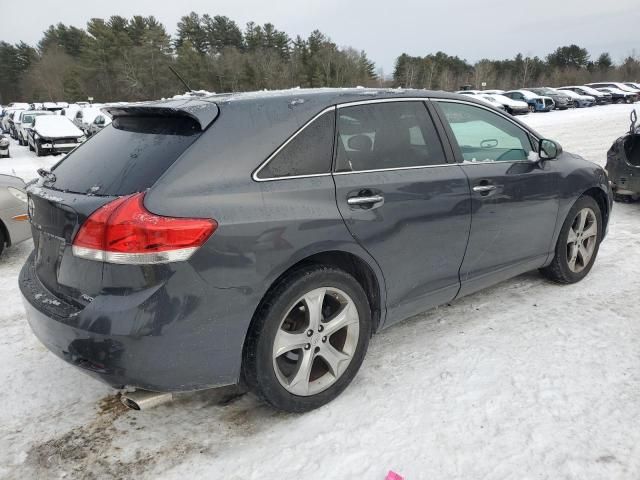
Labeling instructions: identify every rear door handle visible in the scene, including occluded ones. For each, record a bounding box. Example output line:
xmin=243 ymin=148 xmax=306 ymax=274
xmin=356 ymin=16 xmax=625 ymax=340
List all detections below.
xmin=472 ymin=185 xmax=496 ymax=193
xmin=347 ymin=194 xmax=385 ymax=207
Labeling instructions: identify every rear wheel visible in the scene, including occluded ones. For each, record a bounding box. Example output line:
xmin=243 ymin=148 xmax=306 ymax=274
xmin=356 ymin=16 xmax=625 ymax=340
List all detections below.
xmin=0 ymin=227 xmax=5 ymax=257
xmin=540 ymin=196 xmax=602 ymax=284
xmin=528 ymin=104 xmax=535 ymax=113
xmin=243 ymin=265 xmax=371 ymax=412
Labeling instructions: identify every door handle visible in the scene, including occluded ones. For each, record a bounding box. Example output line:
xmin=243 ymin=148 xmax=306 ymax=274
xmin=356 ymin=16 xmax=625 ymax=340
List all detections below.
xmin=472 ymin=185 xmax=496 ymax=193
xmin=347 ymin=194 xmax=385 ymax=207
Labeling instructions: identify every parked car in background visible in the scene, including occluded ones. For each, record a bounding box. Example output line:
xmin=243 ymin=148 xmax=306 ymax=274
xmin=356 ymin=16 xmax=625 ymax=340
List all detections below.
xmin=482 ymin=89 xmax=506 ymax=95
xmin=0 ymin=135 xmax=10 ymax=158
xmin=19 ymin=89 xmax=611 ymax=413
xmin=475 ymin=94 xmax=506 ymax=110
xmin=0 ymin=174 xmax=31 ymax=257
xmin=73 ymin=106 xmax=103 ymax=133
xmin=8 ymin=109 xmax=26 ymax=139
xmin=623 ymin=82 xmax=640 ymax=90
xmin=526 ymin=87 xmax=573 ymax=109
xmin=87 ymin=113 xmax=112 ymax=136
xmin=587 ymin=82 xmax=640 ymax=96
xmin=42 ymin=102 xmax=65 ymax=113
xmin=17 ymin=110 xmax=54 ymax=146
xmin=27 ymin=115 xmax=85 ymax=156
xmin=483 ymin=93 xmax=530 ymax=115
xmin=595 ymin=87 xmax=637 ymax=104
xmin=503 ymin=90 xmax=554 ymax=112
xmin=61 ymin=104 xmax=82 ymax=122
xmin=556 ymin=89 xmax=595 ymax=108
xmin=606 ymin=110 xmax=640 ymax=201
xmin=558 ymin=86 xmax=612 ymax=105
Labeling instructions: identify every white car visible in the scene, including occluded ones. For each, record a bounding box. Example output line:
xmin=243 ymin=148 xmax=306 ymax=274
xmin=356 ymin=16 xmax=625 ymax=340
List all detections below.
xmin=8 ymin=109 xmax=26 ymax=139
xmin=555 ymin=89 xmax=595 ymax=108
xmin=16 ymin=110 xmax=54 ymax=146
xmin=481 ymin=89 xmax=505 ymax=95
xmin=481 ymin=93 xmax=530 ymax=115
xmin=73 ymin=106 xmax=103 ymax=132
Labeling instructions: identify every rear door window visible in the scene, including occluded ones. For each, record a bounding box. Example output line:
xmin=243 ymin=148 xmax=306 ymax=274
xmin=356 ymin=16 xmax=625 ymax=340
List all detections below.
xmin=49 ymin=116 xmax=201 ymax=196
xmin=335 ymin=101 xmax=446 ymax=172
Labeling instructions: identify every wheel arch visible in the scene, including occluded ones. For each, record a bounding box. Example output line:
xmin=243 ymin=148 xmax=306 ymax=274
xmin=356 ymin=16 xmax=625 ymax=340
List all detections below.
xmin=244 ymin=249 xmax=386 ymax=359
xmin=582 ymin=186 xmax=610 ymax=236
xmin=0 ymin=218 xmax=10 ymax=247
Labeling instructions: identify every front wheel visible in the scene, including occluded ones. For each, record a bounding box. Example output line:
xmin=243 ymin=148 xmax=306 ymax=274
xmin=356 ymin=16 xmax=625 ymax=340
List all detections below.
xmin=243 ymin=266 xmax=371 ymax=412
xmin=540 ymin=196 xmax=602 ymax=284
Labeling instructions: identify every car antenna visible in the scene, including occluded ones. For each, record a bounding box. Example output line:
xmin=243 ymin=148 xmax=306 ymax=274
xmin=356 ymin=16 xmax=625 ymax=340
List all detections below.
xmin=168 ymin=66 xmax=197 ymax=95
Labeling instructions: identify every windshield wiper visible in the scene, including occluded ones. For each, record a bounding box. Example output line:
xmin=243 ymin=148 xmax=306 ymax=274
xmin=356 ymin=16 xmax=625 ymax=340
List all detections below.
xmin=37 ymin=168 xmax=56 ymax=183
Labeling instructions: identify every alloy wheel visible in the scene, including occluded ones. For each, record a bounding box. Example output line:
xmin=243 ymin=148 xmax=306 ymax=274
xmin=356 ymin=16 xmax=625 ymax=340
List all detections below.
xmin=272 ymin=287 xmax=360 ymax=396
xmin=566 ymin=207 xmax=598 ymax=273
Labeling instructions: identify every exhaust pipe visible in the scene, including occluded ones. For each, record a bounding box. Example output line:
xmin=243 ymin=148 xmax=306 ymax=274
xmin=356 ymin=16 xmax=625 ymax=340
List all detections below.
xmin=120 ymin=390 xmax=173 ymax=410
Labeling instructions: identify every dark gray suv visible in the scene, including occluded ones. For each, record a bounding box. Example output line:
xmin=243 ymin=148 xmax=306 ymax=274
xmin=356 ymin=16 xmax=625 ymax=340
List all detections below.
xmin=20 ymin=89 xmax=612 ymax=412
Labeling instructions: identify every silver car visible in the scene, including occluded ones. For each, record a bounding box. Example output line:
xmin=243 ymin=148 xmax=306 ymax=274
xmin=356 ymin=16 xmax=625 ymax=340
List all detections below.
xmin=0 ymin=174 xmax=31 ymax=256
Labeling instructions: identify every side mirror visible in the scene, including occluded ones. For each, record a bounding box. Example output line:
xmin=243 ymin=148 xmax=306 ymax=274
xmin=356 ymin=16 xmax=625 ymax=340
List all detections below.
xmin=539 ymin=139 xmax=562 ymax=160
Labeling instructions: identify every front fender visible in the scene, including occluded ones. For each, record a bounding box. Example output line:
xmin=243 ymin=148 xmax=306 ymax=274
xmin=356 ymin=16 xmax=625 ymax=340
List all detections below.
xmin=545 ymin=153 xmax=611 ymax=264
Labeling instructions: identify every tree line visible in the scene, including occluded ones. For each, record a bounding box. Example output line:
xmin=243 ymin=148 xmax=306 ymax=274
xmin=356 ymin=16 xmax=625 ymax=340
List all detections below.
xmin=393 ymin=45 xmax=640 ymax=91
xmin=0 ymin=14 xmax=638 ymax=103
xmin=0 ymin=13 xmax=378 ymax=103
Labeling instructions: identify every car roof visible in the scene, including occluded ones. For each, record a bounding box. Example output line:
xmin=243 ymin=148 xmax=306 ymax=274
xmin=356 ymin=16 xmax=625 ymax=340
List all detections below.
xmin=105 ymin=88 xmax=482 ymax=131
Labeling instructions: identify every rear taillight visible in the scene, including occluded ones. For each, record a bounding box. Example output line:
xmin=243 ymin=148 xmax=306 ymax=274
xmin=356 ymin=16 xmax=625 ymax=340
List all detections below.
xmin=72 ymin=192 xmax=216 ymax=264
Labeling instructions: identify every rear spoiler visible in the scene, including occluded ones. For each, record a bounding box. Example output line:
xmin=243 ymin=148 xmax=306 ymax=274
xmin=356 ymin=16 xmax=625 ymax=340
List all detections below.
xmin=102 ymin=98 xmax=219 ymax=131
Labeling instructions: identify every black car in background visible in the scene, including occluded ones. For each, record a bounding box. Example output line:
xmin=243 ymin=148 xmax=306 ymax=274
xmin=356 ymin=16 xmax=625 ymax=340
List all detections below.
xmin=595 ymin=87 xmax=637 ymax=104
xmin=20 ymin=89 xmax=612 ymax=412
xmin=526 ymin=87 xmax=573 ymax=109
xmin=27 ymin=115 xmax=85 ymax=156
xmin=558 ymin=86 xmax=612 ymax=105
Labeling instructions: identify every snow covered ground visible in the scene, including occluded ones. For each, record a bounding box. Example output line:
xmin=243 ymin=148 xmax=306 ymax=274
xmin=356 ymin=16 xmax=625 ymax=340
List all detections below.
xmin=1 ymin=104 xmax=639 ymax=480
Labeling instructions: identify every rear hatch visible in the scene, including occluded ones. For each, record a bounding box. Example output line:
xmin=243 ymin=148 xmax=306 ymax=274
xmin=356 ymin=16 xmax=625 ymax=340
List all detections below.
xmin=26 ymin=100 xmax=218 ymax=305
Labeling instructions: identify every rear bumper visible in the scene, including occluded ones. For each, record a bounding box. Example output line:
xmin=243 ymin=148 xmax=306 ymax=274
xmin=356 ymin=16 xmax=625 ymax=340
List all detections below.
xmin=19 ymin=252 xmax=247 ymax=392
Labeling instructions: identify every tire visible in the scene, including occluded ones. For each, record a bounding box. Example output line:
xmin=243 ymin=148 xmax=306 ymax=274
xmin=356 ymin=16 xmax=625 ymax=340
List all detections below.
xmin=28 ymin=141 xmax=33 ymax=152
xmin=35 ymin=142 xmax=42 ymax=157
xmin=540 ymin=195 xmax=602 ymax=284
xmin=528 ymin=104 xmax=535 ymax=113
xmin=0 ymin=227 xmax=5 ymax=257
xmin=243 ymin=265 xmax=372 ymax=412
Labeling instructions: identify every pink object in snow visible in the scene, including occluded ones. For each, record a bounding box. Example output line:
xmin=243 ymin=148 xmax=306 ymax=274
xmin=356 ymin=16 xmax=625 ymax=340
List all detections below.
xmin=386 ymin=471 xmax=404 ymax=480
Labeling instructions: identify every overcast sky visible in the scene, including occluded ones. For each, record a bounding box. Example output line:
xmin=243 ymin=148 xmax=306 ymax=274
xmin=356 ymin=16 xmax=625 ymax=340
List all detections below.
xmin=2 ymin=0 xmax=639 ymax=73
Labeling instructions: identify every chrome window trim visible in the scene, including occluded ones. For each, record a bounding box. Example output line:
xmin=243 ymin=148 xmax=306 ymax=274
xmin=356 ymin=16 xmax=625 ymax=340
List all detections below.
xmin=252 ymin=106 xmax=336 ymax=182
xmin=252 ymin=96 xmax=542 ymax=182
xmin=333 ymin=163 xmax=455 ymax=175
xmin=335 ymin=97 xmax=430 ymax=108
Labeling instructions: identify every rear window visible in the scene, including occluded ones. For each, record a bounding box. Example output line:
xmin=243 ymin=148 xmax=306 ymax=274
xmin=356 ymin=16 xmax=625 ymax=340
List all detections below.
xmin=50 ymin=116 xmax=201 ymax=196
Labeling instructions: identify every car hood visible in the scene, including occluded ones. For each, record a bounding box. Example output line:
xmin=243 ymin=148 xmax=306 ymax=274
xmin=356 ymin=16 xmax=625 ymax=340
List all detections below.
xmin=34 ymin=118 xmax=84 ymax=138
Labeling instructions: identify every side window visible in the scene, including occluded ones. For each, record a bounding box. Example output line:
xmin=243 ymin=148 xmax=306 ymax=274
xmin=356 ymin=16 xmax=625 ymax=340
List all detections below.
xmin=438 ymin=101 xmax=533 ymax=162
xmin=257 ymin=110 xmax=335 ymax=179
xmin=335 ymin=101 xmax=446 ymax=172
